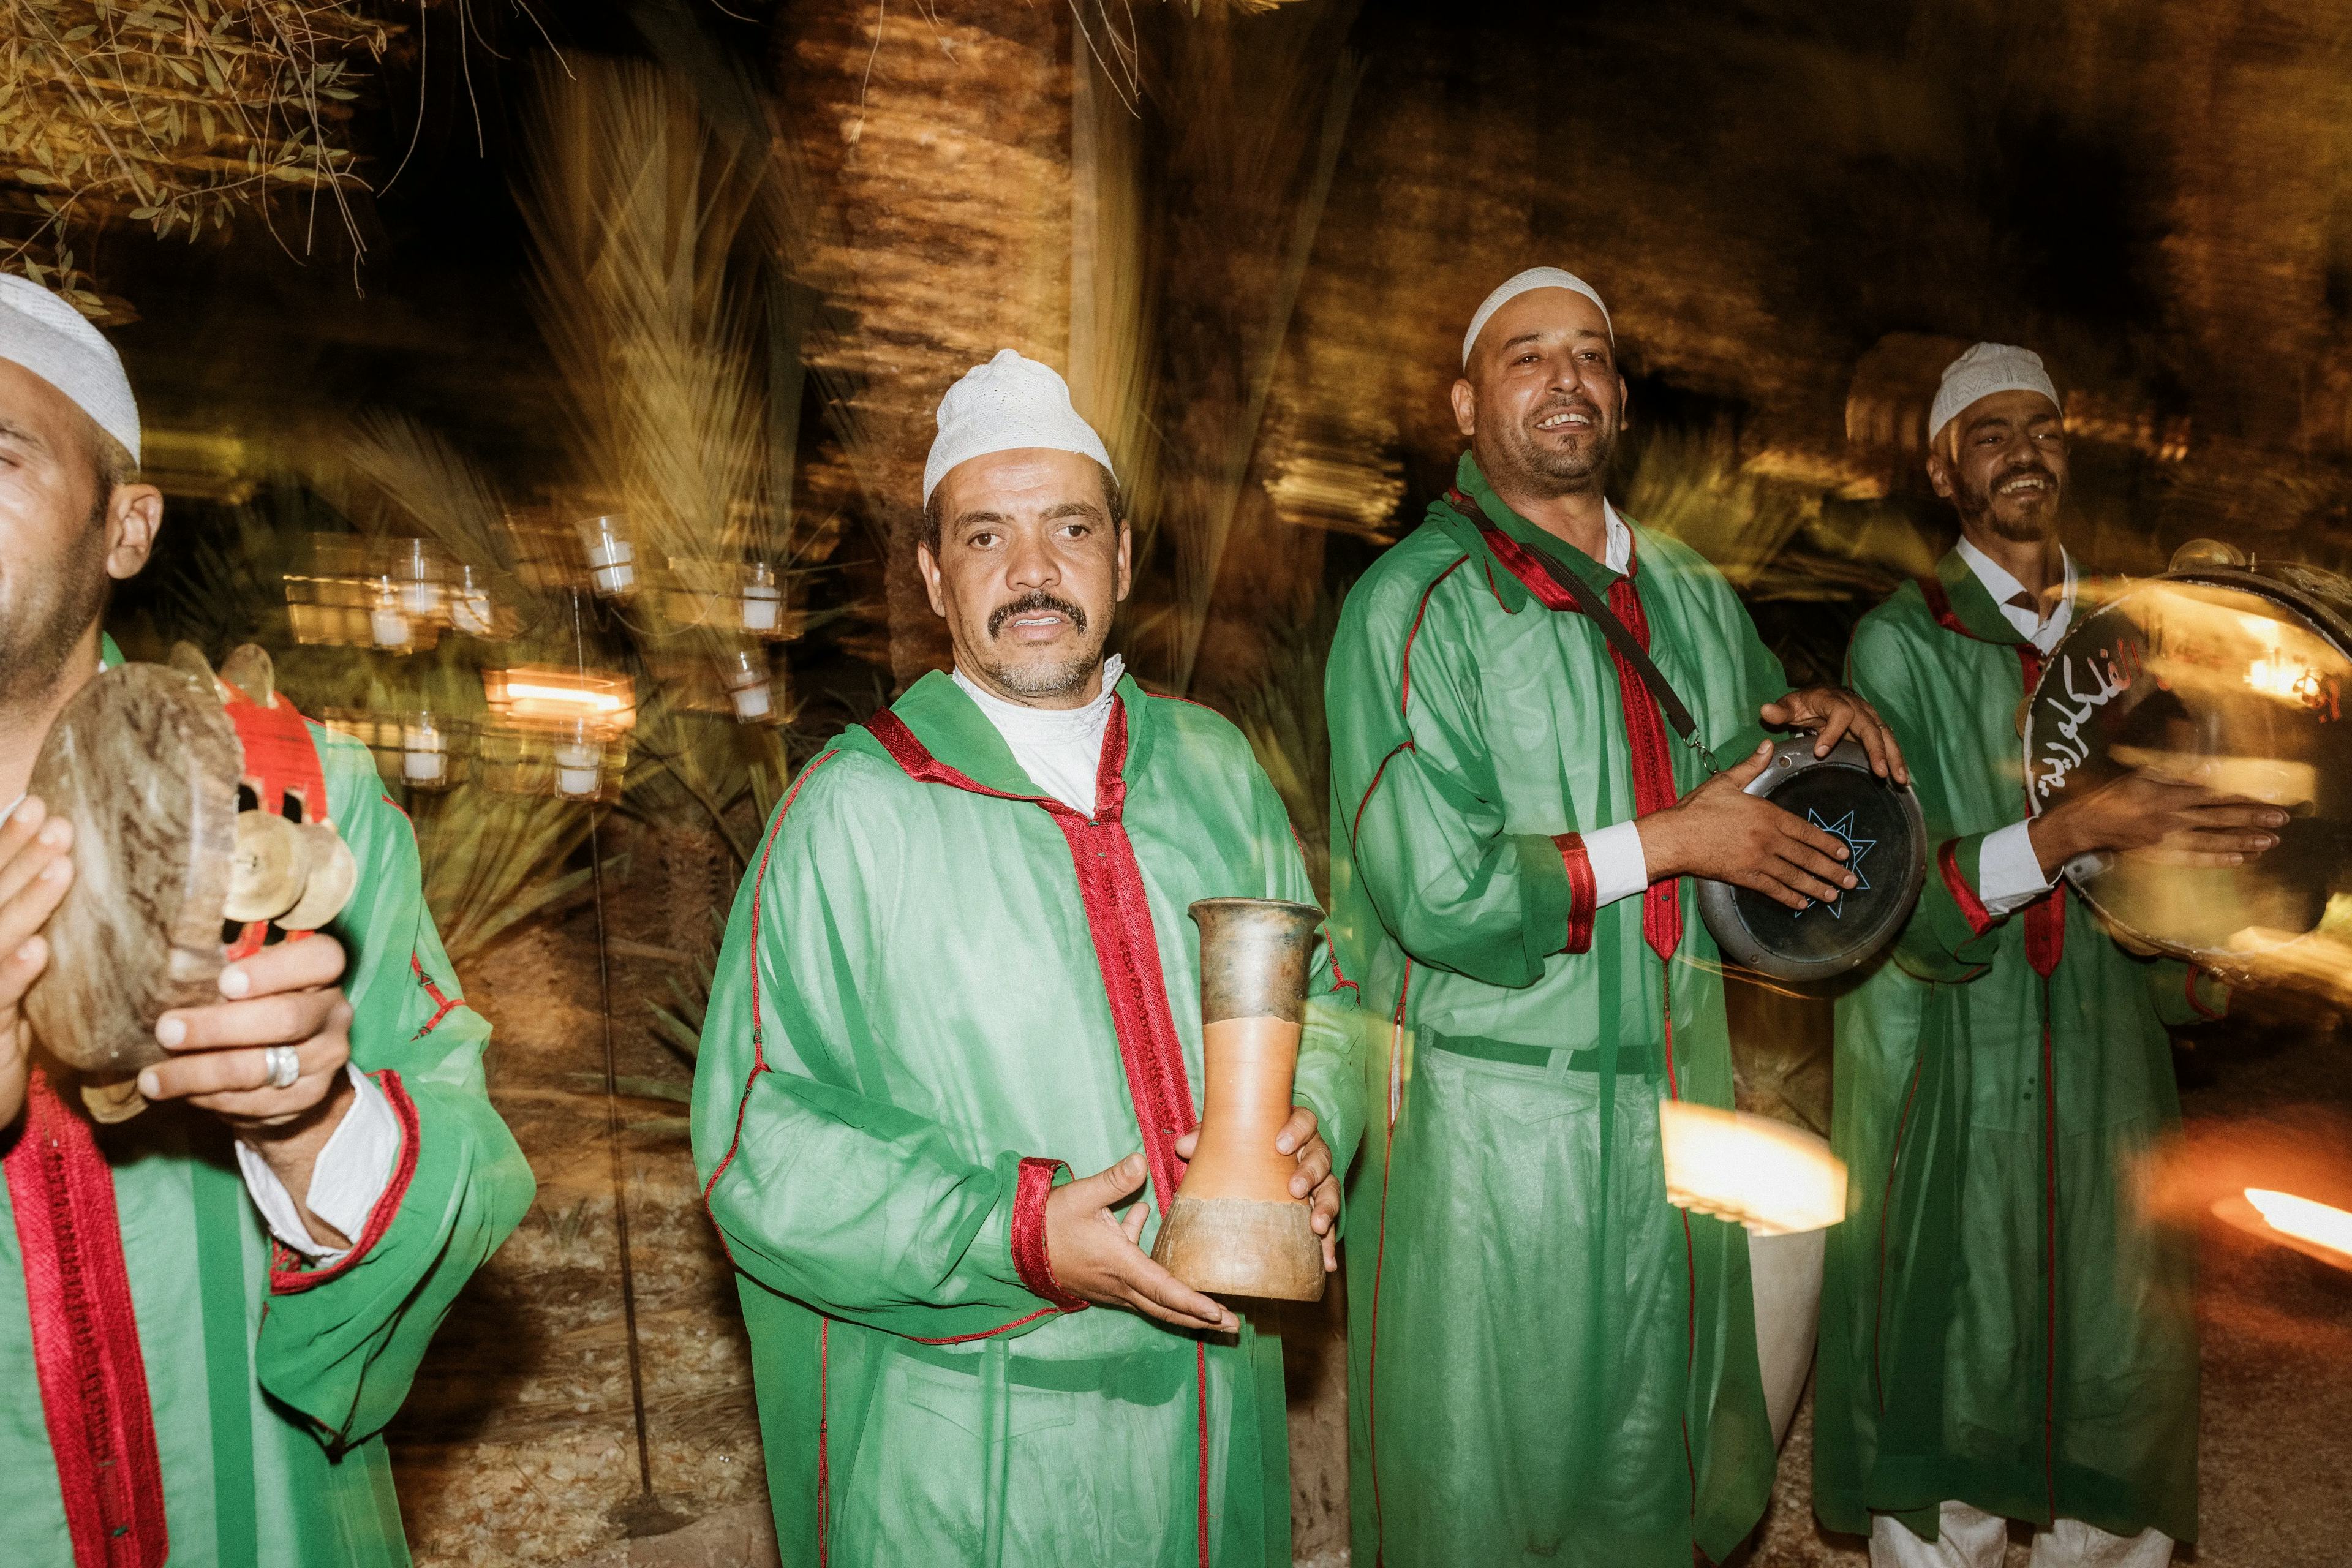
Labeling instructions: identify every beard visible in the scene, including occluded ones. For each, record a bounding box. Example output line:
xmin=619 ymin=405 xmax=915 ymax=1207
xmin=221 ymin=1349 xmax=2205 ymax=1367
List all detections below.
xmin=1958 ymin=461 xmax=2062 ymax=543
xmin=1487 ymin=392 xmax=1618 ymax=497
xmin=0 ymin=514 xmax=108 ymax=710
xmin=976 ymin=589 xmax=1107 ymax=700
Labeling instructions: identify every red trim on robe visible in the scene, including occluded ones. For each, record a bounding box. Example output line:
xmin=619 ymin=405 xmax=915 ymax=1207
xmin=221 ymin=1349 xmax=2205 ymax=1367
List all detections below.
xmin=1010 ymin=1158 xmax=1088 ymax=1312
xmin=2185 ymin=967 xmax=2223 ymax=1021
xmin=1554 ymin=832 xmax=1597 ymax=955
xmin=1457 ymin=498 xmax=1682 ymax=960
xmin=1365 ymin=959 xmax=1412 ymax=1557
xmin=4 ymin=1068 xmax=169 ymax=1568
xmin=1401 ymin=557 xmax=1471 ymax=717
xmin=1937 ymin=839 xmax=2000 ymax=938
xmin=2024 ymin=881 xmax=2068 ymax=979
xmin=408 ymin=952 xmax=464 ymax=1039
xmin=269 ymin=1071 xmax=422 ymax=1292
xmin=863 ymin=699 xmax=1215 ymax=1568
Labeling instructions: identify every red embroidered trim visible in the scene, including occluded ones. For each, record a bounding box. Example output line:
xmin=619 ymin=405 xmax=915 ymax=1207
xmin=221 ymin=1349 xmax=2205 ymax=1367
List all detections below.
xmin=1401 ymin=557 xmax=1471 ymax=717
xmin=1555 ymin=832 xmax=1597 ymax=955
xmin=2024 ymin=881 xmax=2068 ymax=979
xmin=905 ymin=1307 xmax=1061 ymax=1346
xmin=1460 ymin=503 xmax=1683 ymax=961
xmin=408 ymin=953 xmax=464 ymax=1039
xmin=1194 ymin=1340 xmax=1211 ymax=1558
xmin=2040 ymin=1011 xmax=2061 ymax=1526
xmin=1011 ymin=1157 xmax=1088 ymax=1311
xmin=1937 ymin=839 xmax=1999 ymax=938
xmin=4 ymin=1069 xmax=169 ymax=1568
xmin=2186 ymin=967 xmax=2224 ymax=1020
xmin=270 ymin=1071 xmax=421 ymax=1293
xmin=1660 ymin=971 xmax=1697 ymax=1506
xmin=816 ymin=1317 xmax=831 ymax=1567
xmin=1349 ymin=741 xmax=1412 ymax=850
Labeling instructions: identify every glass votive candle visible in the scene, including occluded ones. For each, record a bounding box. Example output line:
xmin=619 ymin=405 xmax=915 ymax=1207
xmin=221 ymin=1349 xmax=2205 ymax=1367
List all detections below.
xmin=576 ymin=514 xmax=636 ymax=597
xmin=719 ymin=647 xmax=772 ymax=722
xmin=741 ymin=561 xmax=782 ymax=633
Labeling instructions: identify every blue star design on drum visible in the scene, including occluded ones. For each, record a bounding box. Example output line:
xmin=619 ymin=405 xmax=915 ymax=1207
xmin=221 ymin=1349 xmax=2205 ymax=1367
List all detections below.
xmin=1796 ymin=809 xmax=1874 ymax=918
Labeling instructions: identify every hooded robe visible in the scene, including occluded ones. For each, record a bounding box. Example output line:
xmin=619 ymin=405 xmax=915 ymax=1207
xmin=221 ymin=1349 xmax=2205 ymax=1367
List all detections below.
xmin=1814 ymin=551 xmax=2225 ymax=1547
xmin=692 ymin=670 xmax=1367 ymax=1567
xmin=1324 ymin=454 xmax=1781 ymax=1568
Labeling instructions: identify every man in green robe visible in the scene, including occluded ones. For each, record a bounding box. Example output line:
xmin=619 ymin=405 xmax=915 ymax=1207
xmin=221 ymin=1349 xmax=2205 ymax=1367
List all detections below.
xmin=1814 ymin=343 xmax=2282 ymax=1567
xmin=0 ymin=276 xmax=533 ymax=1565
xmin=692 ymin=349 xmax=1363 ymax=1567
xmin=1325 ymin=266 xmax=1906 ymax=1568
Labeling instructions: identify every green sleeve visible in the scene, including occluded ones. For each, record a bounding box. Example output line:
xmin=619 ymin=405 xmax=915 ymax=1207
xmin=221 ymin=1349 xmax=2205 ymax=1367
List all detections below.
xmin=255 ymin=733 xmax=537 ymax=1449
xmin=690 ymin=763 xmax=1051 ymax=1342
xmin=1844 ymin=623 xmax=2005 ymax=983
xmin=2147 ymin=958 xmax=2231 ymax=1025
xmin=1327 ymin=575 xmax=1576 ymax=989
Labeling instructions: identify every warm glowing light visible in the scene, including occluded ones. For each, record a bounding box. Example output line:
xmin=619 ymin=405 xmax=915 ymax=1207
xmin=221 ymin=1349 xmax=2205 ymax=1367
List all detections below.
xmin=2244 ymin=1188 xmax=2352 ymax=1257
xmin=1659 ymin=1102 xmax=1847 ymax=1236
xmin=2244 ymin=654 xmax=2324 ymax=704
xmin=502 ymin=680 xmax=627 ymax=714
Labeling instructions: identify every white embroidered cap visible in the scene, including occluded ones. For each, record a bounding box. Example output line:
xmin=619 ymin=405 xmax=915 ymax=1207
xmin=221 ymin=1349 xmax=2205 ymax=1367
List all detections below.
xmin=923 ymin=349 xmax=1114 ymax=506
xmin=1928 ymin=342 xmax=2061 ymax=448
xmin=1461 ymin=266 xmax=1613 ymax=368
xmin=0 ymin=273 xmax=139 ymax=464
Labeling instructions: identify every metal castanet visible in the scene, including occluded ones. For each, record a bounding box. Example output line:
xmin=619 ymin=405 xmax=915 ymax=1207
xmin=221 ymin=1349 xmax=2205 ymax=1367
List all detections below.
xmin=1150 ymin=897 xmax=1328 ymax=1303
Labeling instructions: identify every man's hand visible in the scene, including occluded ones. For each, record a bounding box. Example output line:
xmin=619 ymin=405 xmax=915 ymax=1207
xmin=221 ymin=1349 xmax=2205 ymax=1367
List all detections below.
xmin=0 ymin=797 xmax=77 ymax=1129
xmin=2030 ymin=771 xmax=2286 ymax=878
xmin=1760 ymin=685 xmax=1909 ymax=784
xmin=1174 ymin=1102 xmax=1341 ymax=1273
xmin=1042 ymin=1154 xmax=1238 ymax=1333
xmin=1637 ymin=740 xmax=1860 ymax=911
xmin=138 ymin=934 xmax=357 ymax=1248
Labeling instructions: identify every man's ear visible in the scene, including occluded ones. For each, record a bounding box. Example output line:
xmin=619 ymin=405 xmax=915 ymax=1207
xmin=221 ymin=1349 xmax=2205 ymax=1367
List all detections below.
xmin=1114 ymin=518 xmax=1133 ymax=605
xmin=1449 ymin=376 xmax=1477 ymax=440
xmin=103 ymin=484 xmax=163 ymax=581
xmin=916 ymin=539 xmax=949 ymax=620
xmin=1924 ymin=448 xmax=1956 ymax=502
xmin=1617 ymin=374 xmax=1632 ymax=430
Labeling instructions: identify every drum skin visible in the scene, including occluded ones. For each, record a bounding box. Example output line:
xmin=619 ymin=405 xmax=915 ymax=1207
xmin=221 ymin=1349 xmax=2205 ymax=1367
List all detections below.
xmin=2024 ymin=565 xmax=2352 ymax=961
xmin=1697 ymin=737 xmax=1929 ymax=982
xmin=23 ymin=665 xmax=241 ymax=1074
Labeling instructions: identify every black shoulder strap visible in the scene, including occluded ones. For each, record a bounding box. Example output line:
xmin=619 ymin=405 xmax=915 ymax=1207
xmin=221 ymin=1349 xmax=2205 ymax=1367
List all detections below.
xmin=1506 ymin=524 xmax=1723 ymax=778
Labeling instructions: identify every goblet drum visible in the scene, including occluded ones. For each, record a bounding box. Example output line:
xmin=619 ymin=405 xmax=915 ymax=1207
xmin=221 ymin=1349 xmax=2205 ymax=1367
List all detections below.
xmin=1149 ymin=897 xmax=1327 ymax=1303
xmin=23 ymin=646 xmax=359 ymax=1120
xmin=2022 ymin=551 xmax=2352 ymax=961
xmin=1697 ymin=737 xmax=1928 ymax=983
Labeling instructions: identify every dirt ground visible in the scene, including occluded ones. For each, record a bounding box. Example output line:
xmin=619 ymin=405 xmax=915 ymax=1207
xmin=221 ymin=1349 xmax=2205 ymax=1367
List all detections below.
xmin=388 ymin=834 xmax=2352 ymax=1567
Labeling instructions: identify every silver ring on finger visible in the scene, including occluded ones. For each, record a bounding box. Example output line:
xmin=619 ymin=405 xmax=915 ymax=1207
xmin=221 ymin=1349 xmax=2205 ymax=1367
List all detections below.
xmin=262 ymin=1044 xmax=301 ymax=1091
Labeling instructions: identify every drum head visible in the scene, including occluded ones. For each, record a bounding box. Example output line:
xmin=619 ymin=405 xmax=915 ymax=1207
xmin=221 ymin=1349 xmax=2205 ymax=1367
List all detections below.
xmin=1698 ymin=738 xmax=1928 ymax=982
xmin=2024 ymin=568 xmax=2352 ymax=960
xmin=23 ymin=664 xmax=241 ymax=1074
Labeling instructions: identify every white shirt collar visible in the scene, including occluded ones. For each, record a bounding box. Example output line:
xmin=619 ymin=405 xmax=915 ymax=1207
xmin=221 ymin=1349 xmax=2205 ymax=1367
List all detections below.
xmin=950 ymin=653 xmax=1124 ymax=816
xmin=1600 ymin=500 xmax=1632 ymax=576
xmin=1954 ymin=535 xmax=2076 ymax=654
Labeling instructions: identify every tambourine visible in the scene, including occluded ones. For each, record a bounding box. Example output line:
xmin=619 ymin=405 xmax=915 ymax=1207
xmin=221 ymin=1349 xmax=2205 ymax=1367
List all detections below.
xmin=1696 ymin=737 xmax=1928 ymax=982
xmin=2023 ymin=546 xmax=2352 ymax=963
xmin=23 ymin=644 xmax=359 ymax=1121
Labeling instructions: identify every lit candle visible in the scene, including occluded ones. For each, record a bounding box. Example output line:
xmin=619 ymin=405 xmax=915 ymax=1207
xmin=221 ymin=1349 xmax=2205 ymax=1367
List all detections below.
xmin=742 ymin=561 xmax=782 ymax=633
xmin=401 ymin=716 xmax=448 ymax=785
xmin=577 ymin=514 xmax=636 ymax=597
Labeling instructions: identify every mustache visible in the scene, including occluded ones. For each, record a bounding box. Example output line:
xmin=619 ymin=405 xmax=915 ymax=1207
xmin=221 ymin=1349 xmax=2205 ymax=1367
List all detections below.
xmin=986 ymin=590 xmax=1088 ymax=639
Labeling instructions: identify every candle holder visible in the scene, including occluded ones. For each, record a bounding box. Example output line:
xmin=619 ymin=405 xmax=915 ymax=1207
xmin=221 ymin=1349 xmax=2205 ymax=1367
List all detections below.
xmin=717 ymin=646 xmax=775 ymax=723
xmin=481 ymin=665 xmax=636 ymax=802
xmin=576 ymin=513 xmax=638 ymax=598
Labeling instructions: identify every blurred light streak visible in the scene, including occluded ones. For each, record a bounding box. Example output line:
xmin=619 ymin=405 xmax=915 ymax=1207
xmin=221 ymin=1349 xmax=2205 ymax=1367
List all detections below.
xmin=1659 ymin=1101 xmax=1847 ymax=1236
xmin=2244 ymin=1189 xmax=2352 ymax=1262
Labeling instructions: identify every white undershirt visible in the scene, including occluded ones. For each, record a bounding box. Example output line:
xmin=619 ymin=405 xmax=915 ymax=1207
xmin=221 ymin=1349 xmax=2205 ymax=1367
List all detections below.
xmin=1577 ymin=503 xmax=1653 ymax=907
xmin=952 ymin=654 xmax=1126 ymax=818
xmin=1953 ymin=538 xmax=2080 ymax=915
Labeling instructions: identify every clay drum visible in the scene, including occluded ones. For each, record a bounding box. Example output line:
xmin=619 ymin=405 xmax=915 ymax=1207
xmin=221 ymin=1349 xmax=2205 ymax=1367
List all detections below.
xmin=1150 ymin=897 xmax=1327 ymax=1303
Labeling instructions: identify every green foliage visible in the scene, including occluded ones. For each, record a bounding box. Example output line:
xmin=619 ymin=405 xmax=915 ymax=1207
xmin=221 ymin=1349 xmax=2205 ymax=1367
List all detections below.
xmin=1231 ymin=587 xmax=1341 ymax=903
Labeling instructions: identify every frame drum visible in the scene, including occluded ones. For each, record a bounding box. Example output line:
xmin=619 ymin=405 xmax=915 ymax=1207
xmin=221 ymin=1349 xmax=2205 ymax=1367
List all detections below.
xmin=22 ymin=664 xmax=241 ymax=1077
xmin=2023 ymin=562 xmax=2352 ymax=960
xmin=1697 ymin=737 xmax=1929 ymax=982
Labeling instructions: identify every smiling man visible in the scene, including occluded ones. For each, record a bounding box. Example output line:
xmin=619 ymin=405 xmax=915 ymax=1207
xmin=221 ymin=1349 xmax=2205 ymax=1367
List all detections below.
xmin=693 ymin=349 xmax=1365 ymax=1566
xmin=0 ymin=274 xmax=531 ymax=1567
xmin=1814 ymin=344 xmax=2274 ymax=1567
xmin=1325 ymin=266 xmax=1907 ymax=1568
